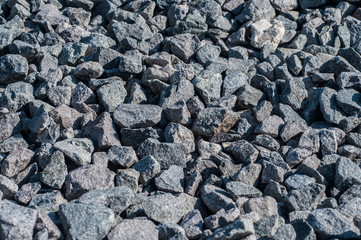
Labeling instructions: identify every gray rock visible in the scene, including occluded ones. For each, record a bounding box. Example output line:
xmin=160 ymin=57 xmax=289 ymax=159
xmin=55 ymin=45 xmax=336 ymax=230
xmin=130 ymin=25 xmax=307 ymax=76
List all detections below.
xmin=208 ymin=218 xmax=255 ymax=240
xmin=272 ymin=0 xmax=298 ymax=11
xmin=237 ymin=0 xmax=276 ymax=22
xmin=226 ymin=181 xmax=262 ymax=201
xmin=281 ymin=78 xmax=308 ymax=111
xmin=255 ymin=115 xmax=284 ymax=137
xmin=164 ymin=122 xmax=195 ymax=153
xmin=1 ymin=146 xmax=34 ymax=178
xmin=180 ymin=209 xmax=203 ymax=239
xmin=0 ymin=200 xmax=38 ymax=240
xmin=76 ymin=186 xmax=135 ymax=214
xmin=113 ymin=104 xmax=162 ymax=128
xmin=146 ymin=51 xmax=171 ymax=67
xmin=168 ymin=33 xmax=200 ymax=62
xmin=338 ymin=197 xmax=361 ymax=220
xmin=143 ymin=193 xmax=188 ymax=223
xmin=159 ymin=80 xmax=195 ymax=109
xmin=261 ymin=161 xmax=285 ymax=184
xmin=290 ymin=219 xmax=316 ymax=240
xmin=0 ymin=112 xmax=22 ymax=143
xmin=0 ymin=174 xmax=18 ymax=199
xmin=155 ymin=165 xmax=184 ymax=193
xmin=192 ymin=107 xmax=239 ymax=137
xmin=244 ymin=196 xmax=278 ymax=218
xmin=192 ymin=70 xmax=222 ymax=104
xmin=337 ymin=72 xmax=361 ymax=90
xmin=74 ymin=61 xmax=104 ymax=80
xmin=132 ymin=156 xmax=161 ymax=184
xmin=65 ymin=164 xmax=115 ymax=200
xmin=40 ymin=151 xmax=67 ymax=189
xmin=47 ymin=86 xmax=72 ymax=107
xmin=285 ymin=183 xmax=325 ymax=211
xmin=97 ymin=81 xmax=127 ymax=112
xmin=336 ymin=88 xmax=361 ymax=116
xmin=237 ymin=84 xmax=266 ymax=109
xmin=284 ymin=174 xmax=316 ymax=190
xmin=270 ymin=224 xmax=296 ymax=240
xmin=108 ymin=218 xmax=158 ymax=240
xmin=137 ymin=138 xmax=187 ymax=170
xmin=58 ymin=202 xmax=115 ymax=240
xmin=228 ymin=140 xmax=259 ymax=165
xmin=254 ymin=214 xmax=284 ymax=238
xmin=298 ymin=130 xmax=320 ymax=153
xmin=286 ymin=148 xmax=312 ymax=167
xmin=58 ymin=42 xmax=88 ymax=66
xmin=108 ymin=145 xmax=138 ymax=168
xmin=83 ymin=112 xmax=121 ymax=151
xmin=196 ymin=43 xmax=221 ymax=66
xmin=320 ymin=129 xmax=338 ymax=155
xmin=29 ymin=190 xmax=67 ymax=212
xmin=0 ymin=82 xmax=34 ymax=112
xmin=335 ymin=157 xmax=361 ymax=192
xmin=0 ymin=54 xmax=28 ymax=85
xmin=115 ymin=169 xmax=139 ymax=192
xmin=339 ymin=184 xmax=361 ymax=205
xmin=307 ymin=208 xmax=360 ymax=239
xmin=121 ymin=127 xmax=164 ymax=149
xmin=222 ymin=72 xmax=248 ymax=97
xmin=14 ymin=181 xmax=41 ymax=205
xmin=254 ymin=134 xmax=280 ymax=151
xmin=264 ymin=181 xmax=288 ymax=202
xmin=118 ymin=50 xmax=143 ymax=74
xmin=165 ymin=100 xmax=192 ymax=126
xmin=49 ymin=104 xmax=83 ymax=129
xmin=201 ymin=184 xmax=236 ymax=213
xmin=232 ymin=163 xmax=262 ymax=187
xmin=53 ymin=138 xmax=94 ymax=166
xmin=204 ymin=207 xmax=241 ymax=231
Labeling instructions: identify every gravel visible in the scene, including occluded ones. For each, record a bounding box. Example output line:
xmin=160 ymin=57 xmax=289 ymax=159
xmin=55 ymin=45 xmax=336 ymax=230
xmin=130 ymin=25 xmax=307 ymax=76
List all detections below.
xmin=1 ymin=0 xmax=361 ymax=239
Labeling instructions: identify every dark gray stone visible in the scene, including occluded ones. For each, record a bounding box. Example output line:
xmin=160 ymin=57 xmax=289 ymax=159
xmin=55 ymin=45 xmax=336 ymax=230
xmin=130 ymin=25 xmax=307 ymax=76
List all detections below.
xmin=335 ymin=157 xmax=361 ymax=192
xmin=180 ymin=209 xmax=203 ymax=239
xmin=74 ymin=61 xmax=104 ymax=80
xmin=121 ymin=127 xmax=164 ymax=148
xmin=207 ymin=218 xmax=254 ymax=240
xmin=118 ymin=50 xmax=143 ymax=74
xmin=0 ymin=174 xmax=18 ymax=199
xmin=226 ymin=181 xmax=262 ymax=201
xmin=284 ymin=183 xmax=326 ymax=211
xmin=168 ymin=33 xmax=200 ymax=62
xmin=133 ymin=156 xmax=161 ymax=184
xmin=40 ymin=151 xmax=67 ymax=189
xmin=336 ymin=88 xmax=361 ymax=116
xmin=108 ymin=145 xmax=138 ymax=168
xmin=237 ymin=0 xmax=276 ymax=23
xmin=113 ymin=104 xmax=162 ymax=128
xmin=281 ymin=78 xmax=308 ymax=111
xmin=155 ymin=165 xmax=184 ymax=193
xmin=115 ymin=169 xmax=139 ymax=192
xmin=237 ymin=84 xmax=266 ymax=109
xmin=320 ymin=87 xmax=348 ymax=124
xmin=201 ymin=184 xmax=236 ymax=213
xmin=228 ymin=140 xmax=259 ymax=164
xmin=0 ymin=82 xmax=34 ymax=112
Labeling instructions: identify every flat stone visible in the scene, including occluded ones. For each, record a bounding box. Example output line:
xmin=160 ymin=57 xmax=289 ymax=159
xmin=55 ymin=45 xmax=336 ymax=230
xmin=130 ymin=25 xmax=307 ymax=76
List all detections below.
xmin=280 ymin=121 xmax=308 ymax=142
xmin=108 ymin=218 xmax=158 ymax=240
xmin=53 ymin=138 xmax=94 ymax=166
xmin=244 ymin=196 xmax=278 ymax=218
xmin=113 ymin=104 xmax=162 ymax=128
xmin=192 ymin=107 xmax=239 ymax=137
xmin=29 ymin=190 xmax=67 ymax=212
xmin=108 ymin=145 xmax=138 ymax=168
xmin=307 ymin=208 xmax=360 ymax=239
xmin=0 ymin=200 xmax=38 ymax=240
xmin=65 ymin=164 xmax=115 ymax=200
xmin=284 ymin=174 xmax=316 ymax=190
xmin=237 ymin=84 xmax=266 ymax=109
xmin=226 ymin=181 xmax=262 ymax=201
xmin=255 ymin=115 xmax=284 ymax=137
xmin=207 ymin=219 xmax=255 ymax=240
xmin=0 ymin=82 xmax=34 ymax=112
xmin=155 ymin=165 xmax=184 ymax=193
xmin=58 ymin=202 xmax=115 ymax=240
xmin=143 ymin=193 xmax=188 ymax=223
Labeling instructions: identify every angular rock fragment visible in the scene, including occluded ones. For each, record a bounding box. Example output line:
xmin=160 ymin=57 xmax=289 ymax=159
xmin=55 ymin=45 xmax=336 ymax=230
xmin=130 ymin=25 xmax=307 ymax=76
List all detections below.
xmin=54 ymin=138 xmax=94 ymax=166
xmin=108 ymin=218 xmax=158 ymax=240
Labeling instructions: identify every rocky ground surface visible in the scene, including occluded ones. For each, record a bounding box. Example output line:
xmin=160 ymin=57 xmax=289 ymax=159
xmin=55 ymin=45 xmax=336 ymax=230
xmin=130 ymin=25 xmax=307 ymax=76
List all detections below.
xmin=1 ymin=0 xmax=361 ymax=239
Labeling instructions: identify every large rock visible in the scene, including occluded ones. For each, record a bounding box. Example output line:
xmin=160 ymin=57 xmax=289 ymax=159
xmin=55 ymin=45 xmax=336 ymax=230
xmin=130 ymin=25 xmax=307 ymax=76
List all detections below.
xmin=97 ymin=81 xmax=127 ymax=112
xmin=0 ymin=54 xmax=28 ymax=85
xmin=250 ymin=19 xmax=285 ymax=50
xmin=237 ymin=0 xmax=276 ymax=22
xmin=192 ymin=70 xmax=223 ymax=104
xmin=0 ymin=200 xmax=38 ymax=240
xmin=168 ymin=33 xmax=200 ymax=62
xmin=192 ymin=107 xmax=239 ymax=137
xmin=113 ymin=104 xmax=162 ymax=128
xmin=58 ymin=202 xmax=115 ymax=240
xmin=334 ymin=157 xmax=361 ymax=192
xmin=40 ymin=150 xmax=67 ymax=189
xmin=0 ymin=82 xmax=34 ymax=112
xmin=65 ymin=164 xmax=115 ymax=200
xmin=319 ymin=87 xmax=347 ymax=124
xmin=137 ymin=138 xmax=187 ymax=170
xmin=336 ymin=89 xmax=361 ymax=116
xmin=53 ymin=138 xmax=94 ymax=166
xmin=201 ymin=184 xmax=237 ymax=213
xmin=143 ymin=193 xmax=189 ymax=223
xmin=1 ymin=146 xmax=34 ymax=178
xmin=107 ymin=218 xmax=158 ymax=240
xmin=307 ymin=208 xmax=360 ymax=239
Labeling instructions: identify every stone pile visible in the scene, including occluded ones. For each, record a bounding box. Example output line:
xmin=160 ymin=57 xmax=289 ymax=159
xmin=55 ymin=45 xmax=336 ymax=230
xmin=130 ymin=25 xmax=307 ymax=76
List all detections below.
xmin=1 ymin=0 xmax=361 ymax=239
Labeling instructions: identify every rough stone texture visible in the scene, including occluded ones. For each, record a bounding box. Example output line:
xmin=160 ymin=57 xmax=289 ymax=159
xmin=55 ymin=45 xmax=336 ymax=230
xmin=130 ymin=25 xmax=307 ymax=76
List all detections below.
xmin=192 ymin=70 xmax=223 ymax=104
xmin=97 ymin=81 xmax=127 ymax=112
xmin=108 ymin=145 xmax=138 ymax=168
xmin=334 ymin=157 xmax=361 ymax=192
xmin=201 ymin=184 xmax=237 ymax=213
xmin=54 ymin=138 xmax=94 ymax=166
xmin=40 ymin=150 xmax=67 ymax=189
xmin=65 ymin=164 xmax=115 ymax=200
xmin=1 ymin=146 xmax=34 ymax=178
xmin=58 ymin=202 xmax=115 ymax=240
xmin=113 ymin=104 xmax=162 ymax=128
xmin=108 ymin=219 xmax=158 ymax=240
xmin=155 ymin=165 xmax=184 ymax=193
xmin=250 ymin=19 xmax=285 ymax=50
xmin=0 ymin=200 xmax=38 ymax=240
